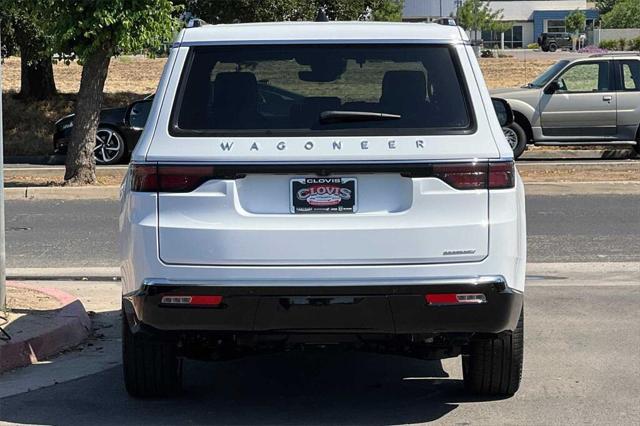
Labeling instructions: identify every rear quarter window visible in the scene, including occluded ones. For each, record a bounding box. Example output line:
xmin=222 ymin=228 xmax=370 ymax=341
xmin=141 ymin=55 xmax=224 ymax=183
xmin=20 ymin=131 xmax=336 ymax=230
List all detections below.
xmin=169 ymin=44 xmax=475 ymax=137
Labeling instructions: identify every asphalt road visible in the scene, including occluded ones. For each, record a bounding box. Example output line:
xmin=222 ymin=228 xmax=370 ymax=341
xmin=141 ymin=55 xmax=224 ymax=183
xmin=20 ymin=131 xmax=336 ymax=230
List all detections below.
xmin=5 ymin=194 xmax=640 ymax=268
xmin=1 ymin=282 xmax=638 ymax=425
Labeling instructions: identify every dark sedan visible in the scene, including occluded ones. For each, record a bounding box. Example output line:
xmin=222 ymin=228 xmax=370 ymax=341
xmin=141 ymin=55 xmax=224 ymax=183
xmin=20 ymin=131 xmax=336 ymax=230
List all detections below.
xmin=54 ymin=95 xmax=153 ymax=165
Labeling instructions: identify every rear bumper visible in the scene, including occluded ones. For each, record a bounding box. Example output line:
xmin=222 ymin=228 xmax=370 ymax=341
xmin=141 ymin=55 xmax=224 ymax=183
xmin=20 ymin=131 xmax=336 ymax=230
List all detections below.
xmin=123 ymin=277 xmax=523 ymax=336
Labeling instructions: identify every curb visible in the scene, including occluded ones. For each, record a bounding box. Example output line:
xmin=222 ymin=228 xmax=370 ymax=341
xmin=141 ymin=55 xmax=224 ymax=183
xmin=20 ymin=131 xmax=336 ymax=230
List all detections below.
xmin=4 ymin=186 xmax=121 ymax=200
xmin=7 ymin=267 xmax=121 ymax=281
xmin=0 ymin=283 xmax=92 ymax=374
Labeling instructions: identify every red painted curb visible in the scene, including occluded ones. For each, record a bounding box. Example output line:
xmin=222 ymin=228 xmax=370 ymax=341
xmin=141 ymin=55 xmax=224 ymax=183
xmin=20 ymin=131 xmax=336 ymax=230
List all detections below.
xmin=0 ymin=283 xmax=92 ymax=374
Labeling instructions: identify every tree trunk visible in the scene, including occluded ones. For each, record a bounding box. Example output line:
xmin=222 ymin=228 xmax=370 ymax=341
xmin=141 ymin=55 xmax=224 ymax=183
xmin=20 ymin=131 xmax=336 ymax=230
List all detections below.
xmin=19 ymin=49 xmax=57 ymax=100
xmin=64 ymin=48 xmax=111 ymax=185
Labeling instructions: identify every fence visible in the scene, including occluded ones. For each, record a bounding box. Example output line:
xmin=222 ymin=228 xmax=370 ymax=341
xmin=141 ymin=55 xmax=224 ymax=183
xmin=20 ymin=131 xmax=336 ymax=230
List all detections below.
xmin=589 ymin=29 xmax=640 ymax=46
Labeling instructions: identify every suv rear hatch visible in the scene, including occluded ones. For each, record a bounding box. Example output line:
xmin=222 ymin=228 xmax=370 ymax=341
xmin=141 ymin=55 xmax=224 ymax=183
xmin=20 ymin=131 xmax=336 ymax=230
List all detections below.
xmin=145 ymin=43 xmax=503 ymax=266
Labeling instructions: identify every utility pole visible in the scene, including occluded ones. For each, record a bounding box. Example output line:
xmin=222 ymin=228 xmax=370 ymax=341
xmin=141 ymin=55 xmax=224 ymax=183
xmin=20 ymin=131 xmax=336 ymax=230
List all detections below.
xmin=0 ymin=22 xmax=6 ymax=311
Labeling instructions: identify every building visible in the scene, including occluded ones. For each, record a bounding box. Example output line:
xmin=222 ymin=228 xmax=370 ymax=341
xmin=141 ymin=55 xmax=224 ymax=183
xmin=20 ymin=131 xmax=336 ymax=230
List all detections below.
xmin=402 ymin=0 xmax=600 ymax=48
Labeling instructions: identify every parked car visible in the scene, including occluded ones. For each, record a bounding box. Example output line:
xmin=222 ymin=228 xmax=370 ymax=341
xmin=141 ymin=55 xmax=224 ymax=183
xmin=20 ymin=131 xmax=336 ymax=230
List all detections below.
xmin=493 ymin=53 xmax=640 ymax=158
xmin=54 ymin=86 xmax=304 ymax=165
xmin=120 ymin=21 xmax=526 ymax=398
xmin=538 ymin=32 xmax=573 ymax=52
xmin=53 ymin=95 xmax=154 ymax=165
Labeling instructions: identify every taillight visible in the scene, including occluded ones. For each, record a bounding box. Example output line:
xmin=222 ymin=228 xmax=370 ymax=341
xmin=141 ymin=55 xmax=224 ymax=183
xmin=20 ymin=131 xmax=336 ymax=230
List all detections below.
xmin=432 ymin=163 xmax=486 ymax=190
xmin=488 ymin=162 xmax=515 ymax=189
xmin=431 ymin=161 xmax=514 ymax=190
xmin=130 ymin=164 xmax=214 ymax=192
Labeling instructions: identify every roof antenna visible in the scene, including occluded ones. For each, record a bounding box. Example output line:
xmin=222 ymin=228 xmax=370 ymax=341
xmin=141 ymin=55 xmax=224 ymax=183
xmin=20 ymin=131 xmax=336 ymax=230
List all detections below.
xmin=316 ymin=7 xmax=329 ymax=22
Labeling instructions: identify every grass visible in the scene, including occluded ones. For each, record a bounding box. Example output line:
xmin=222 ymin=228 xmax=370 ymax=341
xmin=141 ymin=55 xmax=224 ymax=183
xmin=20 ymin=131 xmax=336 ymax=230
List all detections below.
xmin=1 ymin=55 xmax=556 ymax=157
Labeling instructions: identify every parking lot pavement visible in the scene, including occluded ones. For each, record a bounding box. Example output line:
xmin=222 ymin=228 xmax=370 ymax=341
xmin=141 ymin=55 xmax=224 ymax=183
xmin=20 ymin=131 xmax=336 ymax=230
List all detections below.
xmin=0 ymin=268 xmax=638 ymax=425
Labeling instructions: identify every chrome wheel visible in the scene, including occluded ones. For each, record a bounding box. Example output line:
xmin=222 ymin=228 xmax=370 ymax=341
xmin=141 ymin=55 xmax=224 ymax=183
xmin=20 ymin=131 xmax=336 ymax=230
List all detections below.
xmin=502 ymin=127 xmax=519 ymax=150
xmin=94 ymin=128 xmax=124 ymax=164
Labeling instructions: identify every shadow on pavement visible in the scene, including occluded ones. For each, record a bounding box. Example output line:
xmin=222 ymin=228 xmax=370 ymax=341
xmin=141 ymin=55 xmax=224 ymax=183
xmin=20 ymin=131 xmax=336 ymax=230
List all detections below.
xmin=0 ymin=349 xmax=501 ymax=425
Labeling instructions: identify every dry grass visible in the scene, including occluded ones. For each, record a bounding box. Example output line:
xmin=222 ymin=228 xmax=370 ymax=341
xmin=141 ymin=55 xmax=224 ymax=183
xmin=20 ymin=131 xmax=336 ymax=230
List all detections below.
xmin=1 ymin=55 xmax=555 ymax=156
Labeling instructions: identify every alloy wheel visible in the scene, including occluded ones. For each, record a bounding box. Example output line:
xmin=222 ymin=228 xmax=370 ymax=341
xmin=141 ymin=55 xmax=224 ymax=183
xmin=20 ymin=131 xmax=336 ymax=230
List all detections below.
xmin=94 ymin=128 xmax=124 ymax=164
xmin=502 ymin=127 xmax=519 ymax=150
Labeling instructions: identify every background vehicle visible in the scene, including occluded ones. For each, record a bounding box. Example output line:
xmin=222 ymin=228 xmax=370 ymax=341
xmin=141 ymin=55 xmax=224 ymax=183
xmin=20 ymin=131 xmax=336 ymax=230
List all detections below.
xmin=53 ymin=84 xmax=302 ymax=165
xmin=493 ymin=53 xmax=640 ymax=158
xmin=120 ymin=22 xmax=526 ymax=399
xmin=538 ymin=32 xmax=573 ymax=52
xmin=53 ymin=95 xmax=154 ymax=165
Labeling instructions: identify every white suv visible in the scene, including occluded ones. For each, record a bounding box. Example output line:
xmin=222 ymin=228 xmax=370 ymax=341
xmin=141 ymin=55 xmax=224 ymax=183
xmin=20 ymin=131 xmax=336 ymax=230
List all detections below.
xmin=120 ymin=21 xmax=526 ymax=398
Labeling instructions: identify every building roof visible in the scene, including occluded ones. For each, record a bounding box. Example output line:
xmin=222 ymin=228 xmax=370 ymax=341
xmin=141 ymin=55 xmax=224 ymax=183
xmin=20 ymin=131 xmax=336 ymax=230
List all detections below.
xmin=179 ymin=21 xmax=466 ymax=45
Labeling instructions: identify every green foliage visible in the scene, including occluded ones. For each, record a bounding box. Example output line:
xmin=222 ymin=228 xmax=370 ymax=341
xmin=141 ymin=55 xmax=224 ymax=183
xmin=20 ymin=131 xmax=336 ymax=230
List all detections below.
xmin=185 ymin=0 xmax=403 ymax=23
xmin=599 ymin=39 xmax=621 ymax=50
xmin=527 ymin=43 xmax=539 ymax=49
xmin=596 ymin=0 xmax=618 ymax=14
xmin=0 ymin=0 xmax=52 ymax=61
xmin=599 ymin=37 xmax=628 ymax=51
xmin=565 ymin=9 xmax=586 ymax=34
xmin=629 ymin=36 xmax=640 ymax=51
xmin=602 ymin=0 xmax=640 ymax=28
xmin=36 ymin=0 xmax=182 ymax=60
xmin=456 ymin=0 xmax=504 ymax=34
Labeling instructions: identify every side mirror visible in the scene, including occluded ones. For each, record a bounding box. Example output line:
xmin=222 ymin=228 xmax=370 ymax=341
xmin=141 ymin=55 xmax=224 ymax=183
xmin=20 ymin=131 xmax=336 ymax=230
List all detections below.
xmin=125 ymin=99 xmax=153 ymax=129
xmin=491 ymin=98 xmax=514 ymax=127
xmin=544 ymin=81 xmax=560 ymax=95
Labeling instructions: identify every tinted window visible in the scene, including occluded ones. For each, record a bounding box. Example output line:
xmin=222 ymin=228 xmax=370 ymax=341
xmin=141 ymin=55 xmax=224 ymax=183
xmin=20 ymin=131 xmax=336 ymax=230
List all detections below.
xmin=171 ymin=44 xmax=473 ymax=137
xmin=530 ymin=60 xmax=568 ymax=88
xmin=557 ymin=61 xmax=610 ymax=92
xmin=620 ymin=60 xmax=640 ymax=91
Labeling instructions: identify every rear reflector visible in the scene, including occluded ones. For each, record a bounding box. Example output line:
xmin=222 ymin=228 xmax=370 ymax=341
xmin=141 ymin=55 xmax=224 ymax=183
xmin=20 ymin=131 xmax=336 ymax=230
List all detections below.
xmin=425 ymin=293 xmax=487 ymax=305
xmin=161 ymin=295 xmax=223 ymax=306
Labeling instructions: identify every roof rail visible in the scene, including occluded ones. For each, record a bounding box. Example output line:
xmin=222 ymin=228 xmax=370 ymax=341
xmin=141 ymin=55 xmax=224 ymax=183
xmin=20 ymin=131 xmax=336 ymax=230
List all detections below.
xmin=435 ymin=17 xmax=457 ymax=26
xmin=589 ymin=52 xmax=640 ymax=58
xmin=186 ymin=18 xmax=208 ymax=28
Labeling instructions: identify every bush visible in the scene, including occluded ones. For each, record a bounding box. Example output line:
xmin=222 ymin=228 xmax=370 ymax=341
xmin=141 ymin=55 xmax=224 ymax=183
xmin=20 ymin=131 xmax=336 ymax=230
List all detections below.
xmin=629 ymin=36 xmax=640 ymax=51
xmin=617 ymin=38 xmax=627 ymax=51
xmin=579 ymin=45 xmax=609 ymax=54
xmin=599 ymin=39 xmax=619 ymax=50
xmin=480 ymin=49 xmax=495 ymax=58
xmin=527 ymin=43 xmax=539 ymax=49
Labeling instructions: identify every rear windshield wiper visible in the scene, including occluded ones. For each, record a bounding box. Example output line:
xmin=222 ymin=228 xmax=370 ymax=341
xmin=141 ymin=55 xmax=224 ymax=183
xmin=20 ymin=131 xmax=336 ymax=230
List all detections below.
xmin=319 ymin=110 xmax=401 ymax=124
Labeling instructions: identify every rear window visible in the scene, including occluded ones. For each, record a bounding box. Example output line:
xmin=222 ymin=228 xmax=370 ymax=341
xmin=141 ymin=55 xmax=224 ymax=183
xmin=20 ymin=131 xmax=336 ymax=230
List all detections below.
xmin=170 ymin=44 xmax=474 ymax=137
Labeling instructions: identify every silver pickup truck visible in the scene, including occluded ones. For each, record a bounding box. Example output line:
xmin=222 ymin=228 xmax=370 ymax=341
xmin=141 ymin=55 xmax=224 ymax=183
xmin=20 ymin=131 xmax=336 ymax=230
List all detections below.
xmin=491 ymin=53 xmax=640 ymax=158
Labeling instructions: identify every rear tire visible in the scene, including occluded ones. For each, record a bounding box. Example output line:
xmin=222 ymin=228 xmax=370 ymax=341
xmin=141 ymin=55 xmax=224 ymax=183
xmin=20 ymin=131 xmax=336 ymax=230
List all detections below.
xmin=548 ymin=43 xmax=557 ymax=52
xmin=503 ymin=122 xmax=527 ymax=159
xmin=122 ymin=313 xmax=182 ymax=398
xmin=462 ymin=309 xmax=524 ymax=396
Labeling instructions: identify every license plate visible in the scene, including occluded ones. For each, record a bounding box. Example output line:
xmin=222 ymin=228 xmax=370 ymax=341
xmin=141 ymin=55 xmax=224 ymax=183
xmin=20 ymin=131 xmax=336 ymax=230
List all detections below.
xmin=290 ymin=177 xmax=357 ymax=214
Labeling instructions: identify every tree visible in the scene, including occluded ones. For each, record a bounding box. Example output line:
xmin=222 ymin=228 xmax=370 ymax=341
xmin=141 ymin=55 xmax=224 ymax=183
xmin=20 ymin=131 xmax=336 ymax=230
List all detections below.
xmin=0 ymin=1 xmax=57 ymax=100
xmin=596 ymin=0 xmax=618 ymax=14
xmin=565 ymin=9 xmax=586 ymax=34
xmin=456 ymin=0 xmax=504 ymax=42
xmin=602 ymin=0 xmax=640 ymax=28
xmin=37 ymin=0 xmax=181 ymax=185
xmin=185 ymin=0 xmax=403 ymax=23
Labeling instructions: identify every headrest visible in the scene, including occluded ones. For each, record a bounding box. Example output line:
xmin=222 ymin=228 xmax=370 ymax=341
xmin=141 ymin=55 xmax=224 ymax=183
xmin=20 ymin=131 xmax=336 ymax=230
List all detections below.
xmin=212 ymin=72 xmax=258 ymax=110
xmin=380 ymin=70 xmax=426 ymax=107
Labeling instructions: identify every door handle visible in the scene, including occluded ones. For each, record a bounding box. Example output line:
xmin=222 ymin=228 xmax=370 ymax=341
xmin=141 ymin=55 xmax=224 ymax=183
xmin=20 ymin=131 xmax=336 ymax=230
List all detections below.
xmin=602 ymin=95 xmax=612 ymax=102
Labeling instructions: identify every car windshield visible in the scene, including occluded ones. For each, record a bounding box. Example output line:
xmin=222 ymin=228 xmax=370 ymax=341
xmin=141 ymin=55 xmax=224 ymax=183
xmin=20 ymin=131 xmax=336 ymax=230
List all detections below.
xmin=528 ymin=60 xmax=569 ymax=88
xmin=171 ymin=44 xmax=473 ymax=137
